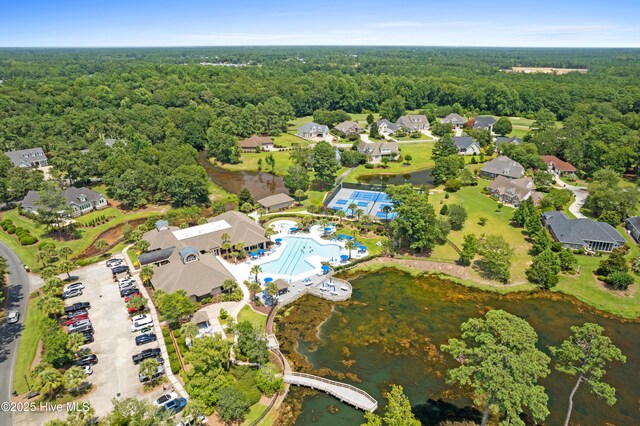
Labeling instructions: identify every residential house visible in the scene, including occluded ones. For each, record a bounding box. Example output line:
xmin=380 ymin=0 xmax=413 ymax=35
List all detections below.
xmin=440 ymin=113 xmax=467 ymax=129
xmin=139 ymin=211 xmax=268 ymax=301
xmin=480 ymin=155 xmax=525 ymax=179
xmin=357 ymin=140 xmax=400 ymax=164
xmin=495 ymin=136 xmax=523 ymax=150
xmin=104 ymin=138 xmax=116 ymax=148
xmin=453 ymin=136 xmax=481 ymax=156
xmin=297 ymin=122 xmax=329 ymax=139
xmin=21 ymin=186 xmax=107 ymax=217
xmin=625 ymin=216 xmax=640 ymax=243
xmin=257 ymin=193 xmax=295 ymax=212
xmin=541 ymin=155 xmax=577 ymax=176
xmin=5 ymin=147 xmax=48 ymax=168
xmin=238 ymin=135 xmax=274 ymax=152
xmin=542 ymin=211 xmax=626 ymax=252
xmin=335 ymin=121 xmax=363 ymax=135
xmin=472 ymin=116 xmax=497 ymax=131
xmin=487 ymin=176 xmax=536 ymax=206
xmin=396 ymin=115 xmax=430 ymax=131
xmin=374 ymin=119 xmax=399 ymax=135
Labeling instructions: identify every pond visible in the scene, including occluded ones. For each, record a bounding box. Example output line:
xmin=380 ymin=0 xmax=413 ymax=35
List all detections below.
xmin=275 ymin=269 xmax=639 ymax=426
xmin=197 ymin=152 xmax=287 ymax=199
xmin=357 ymin=168 xmax=434 ymax=187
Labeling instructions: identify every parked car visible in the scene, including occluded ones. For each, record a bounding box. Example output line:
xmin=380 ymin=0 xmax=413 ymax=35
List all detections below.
xmin=128 ymin=305 xmax=145 ymax=314
xmin=153 ymin=392 xmax=178 ymax=406
xmin=138 ymin=326 xmax=152 ymax=335
xmin=120 ymin=287 xmax=139 ymax=298
xmin=118 ymin=276 xmax=136 ymax=285
xmin=111 ymin=265 xmax=130 ymax=275
xmin=64 ymin=302 xmax=91 ymax=315
xmin=162 ymin=397 xmax=187 ymax=414
xmin=63 ymin=282 xmax=85 ymax=293
xmin=106 ymin=258 xmax=123 ymax=268
xmin=68 ymin=319 xmax=91 ymax=332
xmin=131 ymin=317 xmax=154 ymax=332
xmin=80 ymin=331 xmax=94 ymax=344
xmin=7 ymin=311 xmax=19 ymax=324
xmin=118 ymin=279 xmax=136 ymax=288
xmin=119 ymin=282 xmax=137 ymax=292
xmin=138 ymin=364 xmax=164 ymax=383
xmin=62 ymin=289 xmax=83 ymax=300
xmin=131 ymin=314 xmax=151 ymax=323
xmin=66 ymin=314 xmax=89 ymax=326
xmin=66 ymin=309 xmax=89 ymax=320
xmin=83 ymin=365 xmax=93 ymax=376
xmin=124 ymin=293 xmax=142 ymax=303
xmin=68 ymin=324 xmax=94 ymax=335
xmin=132 ymin=348 xmax=161 ymax=364
xmin=135 ymin=333 xmax=157 ymax=346
xmin=74 ymin=354 xmax=98 ymax=366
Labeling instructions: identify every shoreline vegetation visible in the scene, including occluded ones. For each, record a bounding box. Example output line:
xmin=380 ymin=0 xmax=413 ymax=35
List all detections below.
xmin=346 ymin=259 xmax=640 ymax=320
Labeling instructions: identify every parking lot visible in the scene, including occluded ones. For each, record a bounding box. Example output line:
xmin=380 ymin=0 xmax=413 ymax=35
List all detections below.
xmin=16 ymin=259 xmax=166 ymax=425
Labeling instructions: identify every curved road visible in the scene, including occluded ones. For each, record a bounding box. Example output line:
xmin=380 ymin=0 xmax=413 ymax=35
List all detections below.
xmin=0 ymin=242 xmax=31 ymax=426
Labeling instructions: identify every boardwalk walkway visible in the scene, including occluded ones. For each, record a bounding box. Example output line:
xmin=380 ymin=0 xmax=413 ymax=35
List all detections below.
xmin=284 ymin=372 xmax=378 ymax=412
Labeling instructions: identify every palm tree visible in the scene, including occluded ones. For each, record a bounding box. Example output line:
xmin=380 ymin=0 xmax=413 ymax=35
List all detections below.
xmin=336 ymin=210 xmax=346 ymax=224
xmin=294 ymin=189 xmax=305 ymax=205
xmin=94 ymin=238 xmax=109 ymax=256
xmin=139 ymin=358 xmax=160 ymax=385
xmin=37 ymin=296 xmax=64 ymax=318
xmin=67 ymin=333 xmax=86 ymax=353
xmin=59 ymin=246 xmax=73 ymax=260
xmin=139 ymin=265 xmax=154 ymax=285
xmin=247 ymin=280 xmax=262 ymax=299
xmin=221 ymin=241 xmax=232 ymax=259
xmin=345 ymin=240 xmax=356 ymax=259
xmin=39 ymin=265 xmax=58 ymax=280
xmin=348 ymin=202 xmax=358 ymax=217
xmin=264 ymin=226 xmax=277 ymax=240
xmin=223 ymin=278 xmax=238 ymax=293
xmin=257 ymin=208 xmax=266 ymax=222
xmin=135 ymin=239 xmax=149 ymax=253
xmin=180 ymin=322 xmax=199 ymax=340
xmin=234 ymin=242 xmax=245 ymax=262
xmin=63 ymin=366 xmax=86 ymax=394
xmin=36 ymin=367 xmax=64 ymax=398
xmin=382 ymin=205 xmax=393 ymax=222
xmin=66 ymin=403 xmax=95 ymax=425
xmin=57 ymin=260 xmax=75 ymax=279
xmin=251 ymin=265 xmax=262 ymax=283
xmin=221 ymin=232 xmax=231 ymax=245
xmin=265 ymin=281 xmax=279 ymax=303
xmin=355 ymin=208 xmax=364 ymax=221
xmin=42 ymin=277 xmax=64 ymax=297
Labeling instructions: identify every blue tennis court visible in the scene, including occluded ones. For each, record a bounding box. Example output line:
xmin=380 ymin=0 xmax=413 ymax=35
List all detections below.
xmin=335 ymin=199 xmax=348 ymax=205
xmin=356 ymin=201 xmax=369 ymax=207
xmin=326 ymin=186 xmax=396 ymax=221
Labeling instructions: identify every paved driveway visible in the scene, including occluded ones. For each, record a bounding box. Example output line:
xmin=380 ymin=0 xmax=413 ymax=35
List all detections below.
xmin=15 ymin=261 xmax=164 ymax=425
xmin=554 ymin=174 xmax=587 ymax=218
xmin=0 ymin=242 xmax=31 ymax=426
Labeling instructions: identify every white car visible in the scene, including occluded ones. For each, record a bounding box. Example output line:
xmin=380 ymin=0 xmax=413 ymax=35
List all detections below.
xmin=84 ymin=365 xmax=93 ymax=376
xmin=64 ymin=282 xmax=85 ymax=293
xmin=7 ymin=310 xmax=19 ymax=324
xmin=131 ymin=314 xmax=151 ymax=323
xmin=154 ymin=392 xmax=178 ymax=406
xmin=106 ymin=258 xmax=123 ymax=268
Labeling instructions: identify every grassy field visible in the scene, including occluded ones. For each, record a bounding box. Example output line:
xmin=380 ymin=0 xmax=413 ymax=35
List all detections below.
xmin=272 ymin=132 xmax=312 ymax=148
xmin=13 ymin=295 xmax=47 ymax=394
xmin=220 ymin=150 xmax=294 ymax=176
xmin=342 ymin=142 xmax=435 ymax=184
xmin=428 ymin=179 xmax=533 ymax=283
xmin=241 ymin=403 xmax=269 ymax=425
xmin=0 ymin=207 xmax=163 ymax=271
xmin=237 ymin=305 xmax=267 ymax=332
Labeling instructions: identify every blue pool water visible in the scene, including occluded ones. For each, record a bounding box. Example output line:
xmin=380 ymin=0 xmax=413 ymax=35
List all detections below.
xmin=260 ymin=237 xmax=342 ymax=276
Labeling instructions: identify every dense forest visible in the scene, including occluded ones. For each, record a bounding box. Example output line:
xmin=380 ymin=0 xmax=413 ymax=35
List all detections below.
xmin=0 ymin=47 xmax=639 ymax=206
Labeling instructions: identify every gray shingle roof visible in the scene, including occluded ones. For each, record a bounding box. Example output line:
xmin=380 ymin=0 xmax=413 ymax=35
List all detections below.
xmin=440 ymin=113 xmax=466 ymax=125
xmin=481 ymin=156 xmax=525 ymax=179
xmin=473 ymin=116 xmax=497 ymax=129
xmin=495 ymin=136 xmax=523 ymax=147
xmin=543 ymin=211 xmax=626 ymax=246
xmin=104 ymin=138 xmax=116 ymax=148
xmin=5 ymin=147 xmax=47 ymax=167
xmin=626 ymin=216 xmax=640 ymax=233
xmin=21 ymin=186 xmax=105 ymax=210
xmin=375 ymin=119 xmax=400 ymax=133
xmin=257 ymin=193 xmax=294 ymax=208
xmin=138 ymin=247 xmax=175 ymax=265
xmin=453 ymin=136 xmax=478 ymax=150
xmin=298 ymin=122 xmax=329 ymax=133
xmin=334 ymin=121 xmax=363 ymax=134
xmin=396 ymin=115 xmax=429 ymax=130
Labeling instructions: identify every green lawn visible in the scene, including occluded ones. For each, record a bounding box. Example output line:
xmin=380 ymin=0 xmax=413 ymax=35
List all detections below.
xmin=335 ymin=225 xmax=388 ymax=257
xmin=220 ymin=150 xmax=294 ymax=176
xmin=13 ymin=295 xmax=47 ymax=394
xmin=241 ymin=403 xmax=270 ymax=426
xmin=0 ymin=207 xmax=162 ymax=271
xmin=342 ymin=142 xmax=435 ymax=184
xmin=237 ymin=305 xmax=267 ymax=332
xmin=272 ymin=132 xmax=312 ymax=148
xmin=428 ymin=179 xmax=533 ymax=283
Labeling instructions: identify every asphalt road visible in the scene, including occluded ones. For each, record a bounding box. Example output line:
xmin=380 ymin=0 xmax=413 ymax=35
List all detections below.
xmin=0 ymin=242 xmax=31 ymax=426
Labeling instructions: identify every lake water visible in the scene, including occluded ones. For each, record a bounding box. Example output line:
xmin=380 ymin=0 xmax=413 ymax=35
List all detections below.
xmin=275 ymin=269 xmax=640 ymax=426
xmin=197 ymin=151 xmax=287 ymax=199
xmin=357 ymin=168 xmax=434 ymax=187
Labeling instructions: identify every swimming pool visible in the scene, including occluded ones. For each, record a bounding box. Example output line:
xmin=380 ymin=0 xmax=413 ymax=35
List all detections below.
xmin=260 ymin=237 xmax=342 ymax=276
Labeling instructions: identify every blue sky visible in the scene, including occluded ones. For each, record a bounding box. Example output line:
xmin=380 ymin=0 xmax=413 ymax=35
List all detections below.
xmin=1 ymin=0 xmax=639 ymax=47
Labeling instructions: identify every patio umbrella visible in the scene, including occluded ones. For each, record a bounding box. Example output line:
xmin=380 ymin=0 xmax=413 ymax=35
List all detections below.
xmin=290 ymin=227 xmax=297 ymax=232
xmin=346 ymin=235 xmax=354 ymax=240
xmin=358 ymin=245 xmax=367 ymax=251
xmin=264 ymin=277 xmax=273 ymax=283
xmin=275 ymin=238 xmax=282 ymax=243
xmin=340 ymin=254 xmax=349 ymax=260
xmin=338 ymin=234 xmax=345 ymax=239
xmin=324 ymin=227 xmax=332 ymax=232
xmin=321 ymin=265 xmax=331 ymax=272
xmin=250 ymin=252 xmax=258 ymax=257
xmin=258 ymin=248 xmax=265 ymax=254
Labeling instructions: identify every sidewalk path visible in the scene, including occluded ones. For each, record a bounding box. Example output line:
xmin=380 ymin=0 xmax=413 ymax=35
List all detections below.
xmin=120 ymin=245 xmax=188 ymax=399
xmin=554 ymin=175 xmax=587 ymax=218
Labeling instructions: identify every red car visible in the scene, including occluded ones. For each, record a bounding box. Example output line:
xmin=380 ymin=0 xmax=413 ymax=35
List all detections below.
xmin=124 ymin=293 xmax=141 ymax=303
xmin=128 ymin=305 xmax=145 ymax=314
xmin=66 ymin=314 xmax=89 ymax=326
